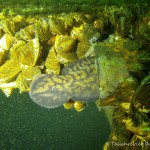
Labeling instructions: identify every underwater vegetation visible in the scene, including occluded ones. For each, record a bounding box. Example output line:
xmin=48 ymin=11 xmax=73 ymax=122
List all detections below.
xmin=0 ymin=0 xmax=149 ymax=16
xmin=0 ymin=1 xmax=150 ymax=149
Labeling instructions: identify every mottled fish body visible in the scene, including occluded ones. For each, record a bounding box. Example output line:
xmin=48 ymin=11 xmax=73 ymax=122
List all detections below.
xmin=29 ymin=57 xmax=99 ymax=108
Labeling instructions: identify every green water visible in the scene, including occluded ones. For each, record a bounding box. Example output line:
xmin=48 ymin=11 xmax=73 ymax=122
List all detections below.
xmin=0 ymin=0 xmax=148 ymax=15
xmin=0 ymin=0 xmax=149 ymax=149
xmin=0 ymin=90 xmax=110 ymax=150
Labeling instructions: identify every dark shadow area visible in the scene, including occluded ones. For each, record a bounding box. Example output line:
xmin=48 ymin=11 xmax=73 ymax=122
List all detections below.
xmin=0 ymin=0 xmax=149 ymax=16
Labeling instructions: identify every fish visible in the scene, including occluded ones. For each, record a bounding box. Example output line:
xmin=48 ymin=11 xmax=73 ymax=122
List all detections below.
xmin=29 ymin=44 xmax=130 ymax=109
xmin=29 ymin=57 xmax=99 ymax=108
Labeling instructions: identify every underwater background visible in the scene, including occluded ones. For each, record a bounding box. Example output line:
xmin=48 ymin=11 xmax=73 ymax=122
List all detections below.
xmin=0 ymin=0 xmax=149 ymax=150
xmin=0 ymin=0 xmax=149 ymax=15
xmin=0 ymin=1 xmax=115 ymax=149
xmin=0 ymin=90 xmax=110 ymax=150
